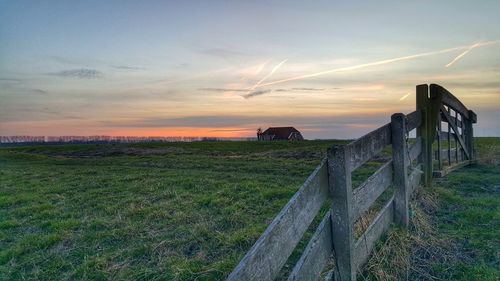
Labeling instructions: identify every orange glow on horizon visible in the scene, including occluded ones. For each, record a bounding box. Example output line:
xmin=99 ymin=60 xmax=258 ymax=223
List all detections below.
xmin=107 ymin=127 xmax=256 ymax=138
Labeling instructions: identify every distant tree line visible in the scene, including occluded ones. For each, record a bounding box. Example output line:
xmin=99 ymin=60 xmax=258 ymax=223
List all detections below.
xmin=0 ymin=135 xmax=257 ymax=145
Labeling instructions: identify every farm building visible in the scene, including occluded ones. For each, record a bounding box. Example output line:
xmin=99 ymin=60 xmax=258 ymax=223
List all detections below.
xmin=257 ymin=127 xmax=304 ymax=141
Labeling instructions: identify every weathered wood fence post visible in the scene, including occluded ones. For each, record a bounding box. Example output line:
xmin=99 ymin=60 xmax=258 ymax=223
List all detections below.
xmin=328 ymin=145 xmax=355 ymax=281
xmin=416 ymin=84 xmax=431 ymax=186
xmin=391 ymin=113 xmax=409 ymax=227
xmin=417 ymin=84 xmax=444 ymax=186
xmin=429 ymin=85 xmax=444 ymax=168
xmin=465 ymin=110 xmax=476 ymax=160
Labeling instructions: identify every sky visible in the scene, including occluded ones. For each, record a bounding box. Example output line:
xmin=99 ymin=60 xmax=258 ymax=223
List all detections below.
xmin=1 ymin=0 xmax=499 ymax=139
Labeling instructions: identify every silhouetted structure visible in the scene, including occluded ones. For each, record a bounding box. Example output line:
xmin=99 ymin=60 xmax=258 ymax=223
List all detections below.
xmin=257 ymin=127 xmax=304 ymax=141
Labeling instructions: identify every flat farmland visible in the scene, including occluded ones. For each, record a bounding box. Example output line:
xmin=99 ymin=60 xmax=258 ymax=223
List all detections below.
xmin=1 ymin=138 xmax=498 ymax=280
xmin=0 ymin=140 xmax=346 ymax=280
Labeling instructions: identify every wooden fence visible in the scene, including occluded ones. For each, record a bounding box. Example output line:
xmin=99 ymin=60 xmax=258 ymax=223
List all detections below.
xmin=226 ymin=84 xmax=477 ymax=281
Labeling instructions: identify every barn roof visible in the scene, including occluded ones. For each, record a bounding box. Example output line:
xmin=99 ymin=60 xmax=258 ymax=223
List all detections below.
xmin=261 ymin=127 xmax=301 ymax=139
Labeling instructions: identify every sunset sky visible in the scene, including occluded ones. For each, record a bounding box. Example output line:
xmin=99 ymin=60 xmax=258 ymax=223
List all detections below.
xmin=1 ymin=0 xmax=499 ymax=139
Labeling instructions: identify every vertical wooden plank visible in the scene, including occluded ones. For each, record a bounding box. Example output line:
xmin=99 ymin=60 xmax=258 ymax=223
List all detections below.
xmin=454 ymin=110 xmax=459 ymax=163
xmin=464 ymin=110 xmax=475 ymax=160
xmin=391 ymin=113 xmax=409 ymax=227
xmin=429 ymin=84 xmax=444 ymax=183
xmin=469 ymin=110 xmax=476 ymax=159
xmin=416 ymin=84 xmax=430 ymax=186
xmin=446 ymin=106 xmax=451 ymax=166
xmin=328 ymin=145 xmax=355 ymax=281
xmin=437 ymin=109 xmax=442 ymax=170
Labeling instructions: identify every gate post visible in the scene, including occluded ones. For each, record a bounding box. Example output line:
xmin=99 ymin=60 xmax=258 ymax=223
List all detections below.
xmin=328 ymin=145 xmax=355 ymax=281
xmin=391 ymin=113 xmax=409 ymax=227
xmin=416 ymin=84 xmax=431 ymax=186
xmin=465 ymin=110 xmax=477 ymax=160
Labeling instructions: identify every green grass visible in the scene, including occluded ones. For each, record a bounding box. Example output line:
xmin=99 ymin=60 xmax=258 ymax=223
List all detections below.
xmin=360 ymin=137 xmax=500 ymax=280
xmin=429 ymin=163 xmax=500 ymax=280
xmin=1 ymin=138 xmax=498 ymax=280
xmin=1 ymin=140 xmax=354 ymax=280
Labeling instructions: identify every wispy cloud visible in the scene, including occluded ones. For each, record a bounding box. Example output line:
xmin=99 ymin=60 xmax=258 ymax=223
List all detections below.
xmin=31 ymin=89 xmax=48 ymax=94
xmin=104 ymin=113 xmax=389 ymax=132
xmin=445 ymin=42 xmax=481 ymax=68
xmin=198 ymin=87 xmax=248 ymax=92
xmin=0 ymin=78 xmax=22 ymax=83
xmin=111 ymin=65 xmax=144 ymax=70
xmin=291 ymin=87 xmax=325 ymax=91
xmin=49 ymin=68 xmax=103 ymax=79
xmin=243 ymin=89 xmax=272 ymax=99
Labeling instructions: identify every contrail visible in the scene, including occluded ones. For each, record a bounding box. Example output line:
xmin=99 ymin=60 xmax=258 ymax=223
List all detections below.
xmin=445 ymin=42 xmax=481 ymax=67
xmin=243 ymin=59 xmax=288 ymax=98
xmin=253 ymin=40 xmax=500 ymax=89
xmin=399 ymin=92 xmax=411 ymax=101
xmin=249 ymin=59 xmax=288 ymax=90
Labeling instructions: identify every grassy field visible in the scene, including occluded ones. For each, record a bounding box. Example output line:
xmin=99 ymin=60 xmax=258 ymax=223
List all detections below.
xmin=0 ymin=140 xmax=349 ymax=280
xmin=361 ymin=137 xmax=500 ymax=280
xmin=1 ymin=138 xmax=498 ymax=280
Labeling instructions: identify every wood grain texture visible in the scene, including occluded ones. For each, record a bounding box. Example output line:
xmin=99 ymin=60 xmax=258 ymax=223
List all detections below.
xmin=352 ymin=160 xmax=393 ymax=221
xmin=354 ymin=196 xmax=394 ymax=271
xmin=408 ymin=137 xmax=422 ymax=164
xmin=436 ymin=85 xmax=470 ymax=119
xmin=347 ymin=123 xmax=391 ymax=171
xmin=287 ymin=211 xmax=333 ymax=281
xmin=440 ymin=105 xmax=470 ymax=159
xmin=226 ymin=159 xmax=329 ymax=281
xmin=407 ymin=110 xmax=422 ymax=131
xmin=391 ymin=113 xmax=409 ymax=227
xmin=328 ymin=145 xmax=356 ymax=281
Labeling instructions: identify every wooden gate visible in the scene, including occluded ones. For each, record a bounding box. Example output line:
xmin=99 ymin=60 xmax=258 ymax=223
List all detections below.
xmin=427 ymin=84 xmax=477 ymax=177
xmin=227 ymin=84 xmax=477 ymax=281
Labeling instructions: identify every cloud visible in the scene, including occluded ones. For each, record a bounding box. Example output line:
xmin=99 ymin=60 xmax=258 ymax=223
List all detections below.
xmin=198 ymin=88 xmax=248 ymax=92
xmin=112 ymin=65 xmax=144 ymax=70
xmin=31 ymin=89 xmax=48 ymax=94
xmin=291 ymin=87 xmax=325 ymax=91
xmin=243 ymin=89 xmax=272 ymax=99
xmin=200 ymin=87 xmax=328 ymax=95
xmin=103 ymin=113 xmax=390 ymax=134
xmin=50 ymin=68 xmax=103 ymax=79
xmin=241 ymin=87 xmax=329 ymax=98
xmin=0 ymin=78 xmax=22 ymax=83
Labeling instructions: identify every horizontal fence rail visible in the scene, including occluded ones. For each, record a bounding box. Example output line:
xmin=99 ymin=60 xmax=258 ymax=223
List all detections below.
xmin=227 ymin=84 xmax=476 ymax=281
xmin=287 ymin=211 xmax=333 ymax=281
xmin=226 ymin=158 xmax=329 ymax=281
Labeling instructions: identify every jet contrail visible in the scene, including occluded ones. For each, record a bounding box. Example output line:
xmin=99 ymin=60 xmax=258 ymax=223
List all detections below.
xmin=445 ymin=42 xmax=481 ymax=67
xmin=252 ymin=40 xmax=500 ymax=89
xmin=243 ymin=59 xmax=288 ymax=98
xmin=248 ymin=59 xmax=288 ymax=90
xmin=399 ymin=92 xmax=411 ymax=101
